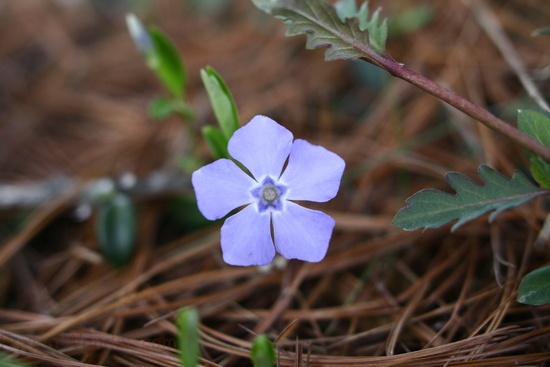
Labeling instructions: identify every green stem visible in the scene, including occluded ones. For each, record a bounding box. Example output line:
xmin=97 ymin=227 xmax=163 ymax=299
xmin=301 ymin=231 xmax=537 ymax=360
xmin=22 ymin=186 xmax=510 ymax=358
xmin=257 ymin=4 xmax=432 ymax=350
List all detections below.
xmin=360 ymin=52 xmax=550 ymax=163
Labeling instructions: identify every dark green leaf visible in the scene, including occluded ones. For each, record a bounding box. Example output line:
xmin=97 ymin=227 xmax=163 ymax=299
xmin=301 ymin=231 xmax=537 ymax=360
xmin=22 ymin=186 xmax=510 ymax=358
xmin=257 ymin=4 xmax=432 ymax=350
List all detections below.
xmin=393 ymin=165 xmax=548 ymax=231
xmin=517 ymin=265 xmax=550 ymax=305
xmin=200 ymin=67 xmax=239 ymax=140
xmin=202 ymin=125 xmax=230 ymax=160
xmin=177 ymin=307 xmax=200 ymax=367
xmin=96 ymin=193 xmax=137 ymax=267
xmin=148 ymin=97 xmax=174 ymax=120
xmin=250 ymin=335 xmax=276 ymax=367
xmin=518 ymin=109 xmax=550 ymax=188
xmin=148 ymin=27 xmax=186 ymax=98
xmin=253 ymin=0 xmax=377 ymax=60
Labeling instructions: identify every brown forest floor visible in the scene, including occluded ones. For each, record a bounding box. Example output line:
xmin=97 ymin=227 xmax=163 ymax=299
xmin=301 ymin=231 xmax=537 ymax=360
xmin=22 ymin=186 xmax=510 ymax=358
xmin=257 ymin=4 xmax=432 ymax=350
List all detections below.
xmin=1 ymin=0 xmax=550 ymax=366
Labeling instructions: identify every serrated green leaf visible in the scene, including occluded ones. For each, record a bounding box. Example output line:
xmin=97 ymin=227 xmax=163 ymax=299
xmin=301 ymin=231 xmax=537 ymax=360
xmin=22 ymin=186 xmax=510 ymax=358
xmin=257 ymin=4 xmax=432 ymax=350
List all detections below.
xmin=250 ymin=335 xmax=276 ymax=367
xmin=202 ymin=125 xmax=229 ymax=160
xmin=393 ymin=165 xmax=548 ymax=231
xmin=200 ymin=67 xmax=239 ymax=140
xmin=177 ymin=307 xmax=201 ymax=367
xmin=253 ymin=0 xmax=375 ymax=61
xmin=251 ymin=0 xmax=277 ymax=13
xmin=369 ymin=13 xmax=387 ymax=54
xmin=148 ymin=27 xmax=186 ymax=98
xmin=96 ymin=193 xmax=137 ymax=267
xmin=517 ymin=265 xmax=550 ymax=305
xmin=334 ymin=0 xmax=358 ymax=23
xmin=335 ymin=1 xmax=387 ymax=53
xmin=518 ymin=109 xmax=550 ymax=188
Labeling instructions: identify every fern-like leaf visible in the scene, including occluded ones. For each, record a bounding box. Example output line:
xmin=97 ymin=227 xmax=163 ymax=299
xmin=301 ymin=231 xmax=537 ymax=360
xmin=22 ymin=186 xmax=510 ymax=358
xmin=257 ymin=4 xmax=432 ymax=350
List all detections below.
xmin=393 ymin=165 xmax=549 ymax=231
xmin=335 ymin=0 xmax=387 ymax=53
xmin=253 ymin=0 xmax=376 ymax=61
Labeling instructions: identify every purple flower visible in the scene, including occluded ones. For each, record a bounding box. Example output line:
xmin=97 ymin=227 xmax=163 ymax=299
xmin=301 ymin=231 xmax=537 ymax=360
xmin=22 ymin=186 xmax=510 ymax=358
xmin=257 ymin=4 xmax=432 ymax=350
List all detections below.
xmin=192 ymin=115 xmax=345 ymax=266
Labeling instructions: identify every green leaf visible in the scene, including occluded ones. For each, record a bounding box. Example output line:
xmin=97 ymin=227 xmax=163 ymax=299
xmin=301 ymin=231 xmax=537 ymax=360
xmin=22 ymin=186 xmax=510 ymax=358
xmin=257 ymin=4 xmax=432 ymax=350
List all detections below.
xmin=335 ymin=0 xmax=387 ymax=53
xmin=202 ymin=125 xmax=230 ymax=160
xmin=177 ymin=307 xmax=201 ymax=367
xmin=148 ymin=27 xmax=186 ymax=98
xmin=148 ymin=97 xmax=174 ymax=120
xmin=517 ymin=265 xmax=550 ymax=305
xmin=96 ymin=193 xmax=137 ymax=267
xmin=171 ymin=100 xmax=196 ymax=120
xmin=518 ymin=109 xmax=550 ymax=188
xmin=250 ymin=335 xmax=276 ymax=367
xmin=200 ymin=67 xmax=239 ymax=140
xmin=335 ymin=0 xmax=370 ymax=29
xmin=393 ymin=165 xmax=548 ymax=231
xmin=148 ymin=98 xmax=195 ymax=121
xmin=252 ymin=0 xmax=375 ymax=61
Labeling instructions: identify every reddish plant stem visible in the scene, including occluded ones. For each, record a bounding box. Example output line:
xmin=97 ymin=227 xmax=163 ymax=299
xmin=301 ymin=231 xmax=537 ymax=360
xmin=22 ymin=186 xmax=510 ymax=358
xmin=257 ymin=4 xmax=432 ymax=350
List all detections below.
xmin=361 ymin=54 xmax=550 ymax=163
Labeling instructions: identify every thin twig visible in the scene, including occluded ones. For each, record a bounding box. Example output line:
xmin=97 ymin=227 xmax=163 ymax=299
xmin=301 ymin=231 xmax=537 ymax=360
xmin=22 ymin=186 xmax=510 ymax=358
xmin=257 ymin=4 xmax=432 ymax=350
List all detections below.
xmin=352 ymin=7 xmax=550 ymax=162
xmin=363 ymin=52 xmax=550 ymax=162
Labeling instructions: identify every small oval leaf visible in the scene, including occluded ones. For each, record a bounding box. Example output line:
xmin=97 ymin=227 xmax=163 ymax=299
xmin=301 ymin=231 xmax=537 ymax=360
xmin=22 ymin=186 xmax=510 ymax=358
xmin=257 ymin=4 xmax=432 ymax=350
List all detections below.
xmin=96 ymin=193 xmax=137 ymax=267
xmin=200 ymin=67 xmax=239 ymax=140
xmin=148 ymin=97 xmax=174 ymax=120
xmin=177 ymin=307 xmax=201 ymax=367
xmin=148 ymin=27 xmax=186 ymax=98
xmin=517 ymin=265 xmax=550 ymax=305
xmin=251 ymin=334 xmax=276 ymax=367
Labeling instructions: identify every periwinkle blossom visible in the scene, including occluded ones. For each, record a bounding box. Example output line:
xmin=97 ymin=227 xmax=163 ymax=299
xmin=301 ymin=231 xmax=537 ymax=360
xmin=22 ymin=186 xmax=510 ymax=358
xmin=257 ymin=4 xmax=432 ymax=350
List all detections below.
xmin=192 ymin=115 xmax=345 ymax=266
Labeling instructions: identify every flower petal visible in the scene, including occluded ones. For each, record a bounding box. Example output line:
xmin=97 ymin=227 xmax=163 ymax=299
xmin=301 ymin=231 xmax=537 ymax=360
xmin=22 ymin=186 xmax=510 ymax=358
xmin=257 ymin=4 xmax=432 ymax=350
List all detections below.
xmin=280 ymin=139 xmax=345 ymax=202
xmin=221 ymin=205 xmax=275 ymax=266
xmin=192 ymin=159 xmax=256 ymax=220
xmin=272 ymin=201 xmax=335 ymax=262
xmin=228 ymin=115 xmax=293 ymax=180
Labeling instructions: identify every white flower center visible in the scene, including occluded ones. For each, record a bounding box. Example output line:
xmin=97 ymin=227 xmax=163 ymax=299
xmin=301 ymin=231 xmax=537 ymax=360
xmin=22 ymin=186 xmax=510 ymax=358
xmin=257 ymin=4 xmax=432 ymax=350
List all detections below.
xmin=251 ymin=176 xmax=287 ymax=213
xmin=261 ymin=186 xmax=278 ymax=202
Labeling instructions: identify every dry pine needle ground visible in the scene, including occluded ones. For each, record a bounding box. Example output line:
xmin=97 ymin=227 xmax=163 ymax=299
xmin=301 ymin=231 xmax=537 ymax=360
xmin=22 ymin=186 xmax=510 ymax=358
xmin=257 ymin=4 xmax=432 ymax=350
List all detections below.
xmin=0 ymin=0 xmax=549 ymax=366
